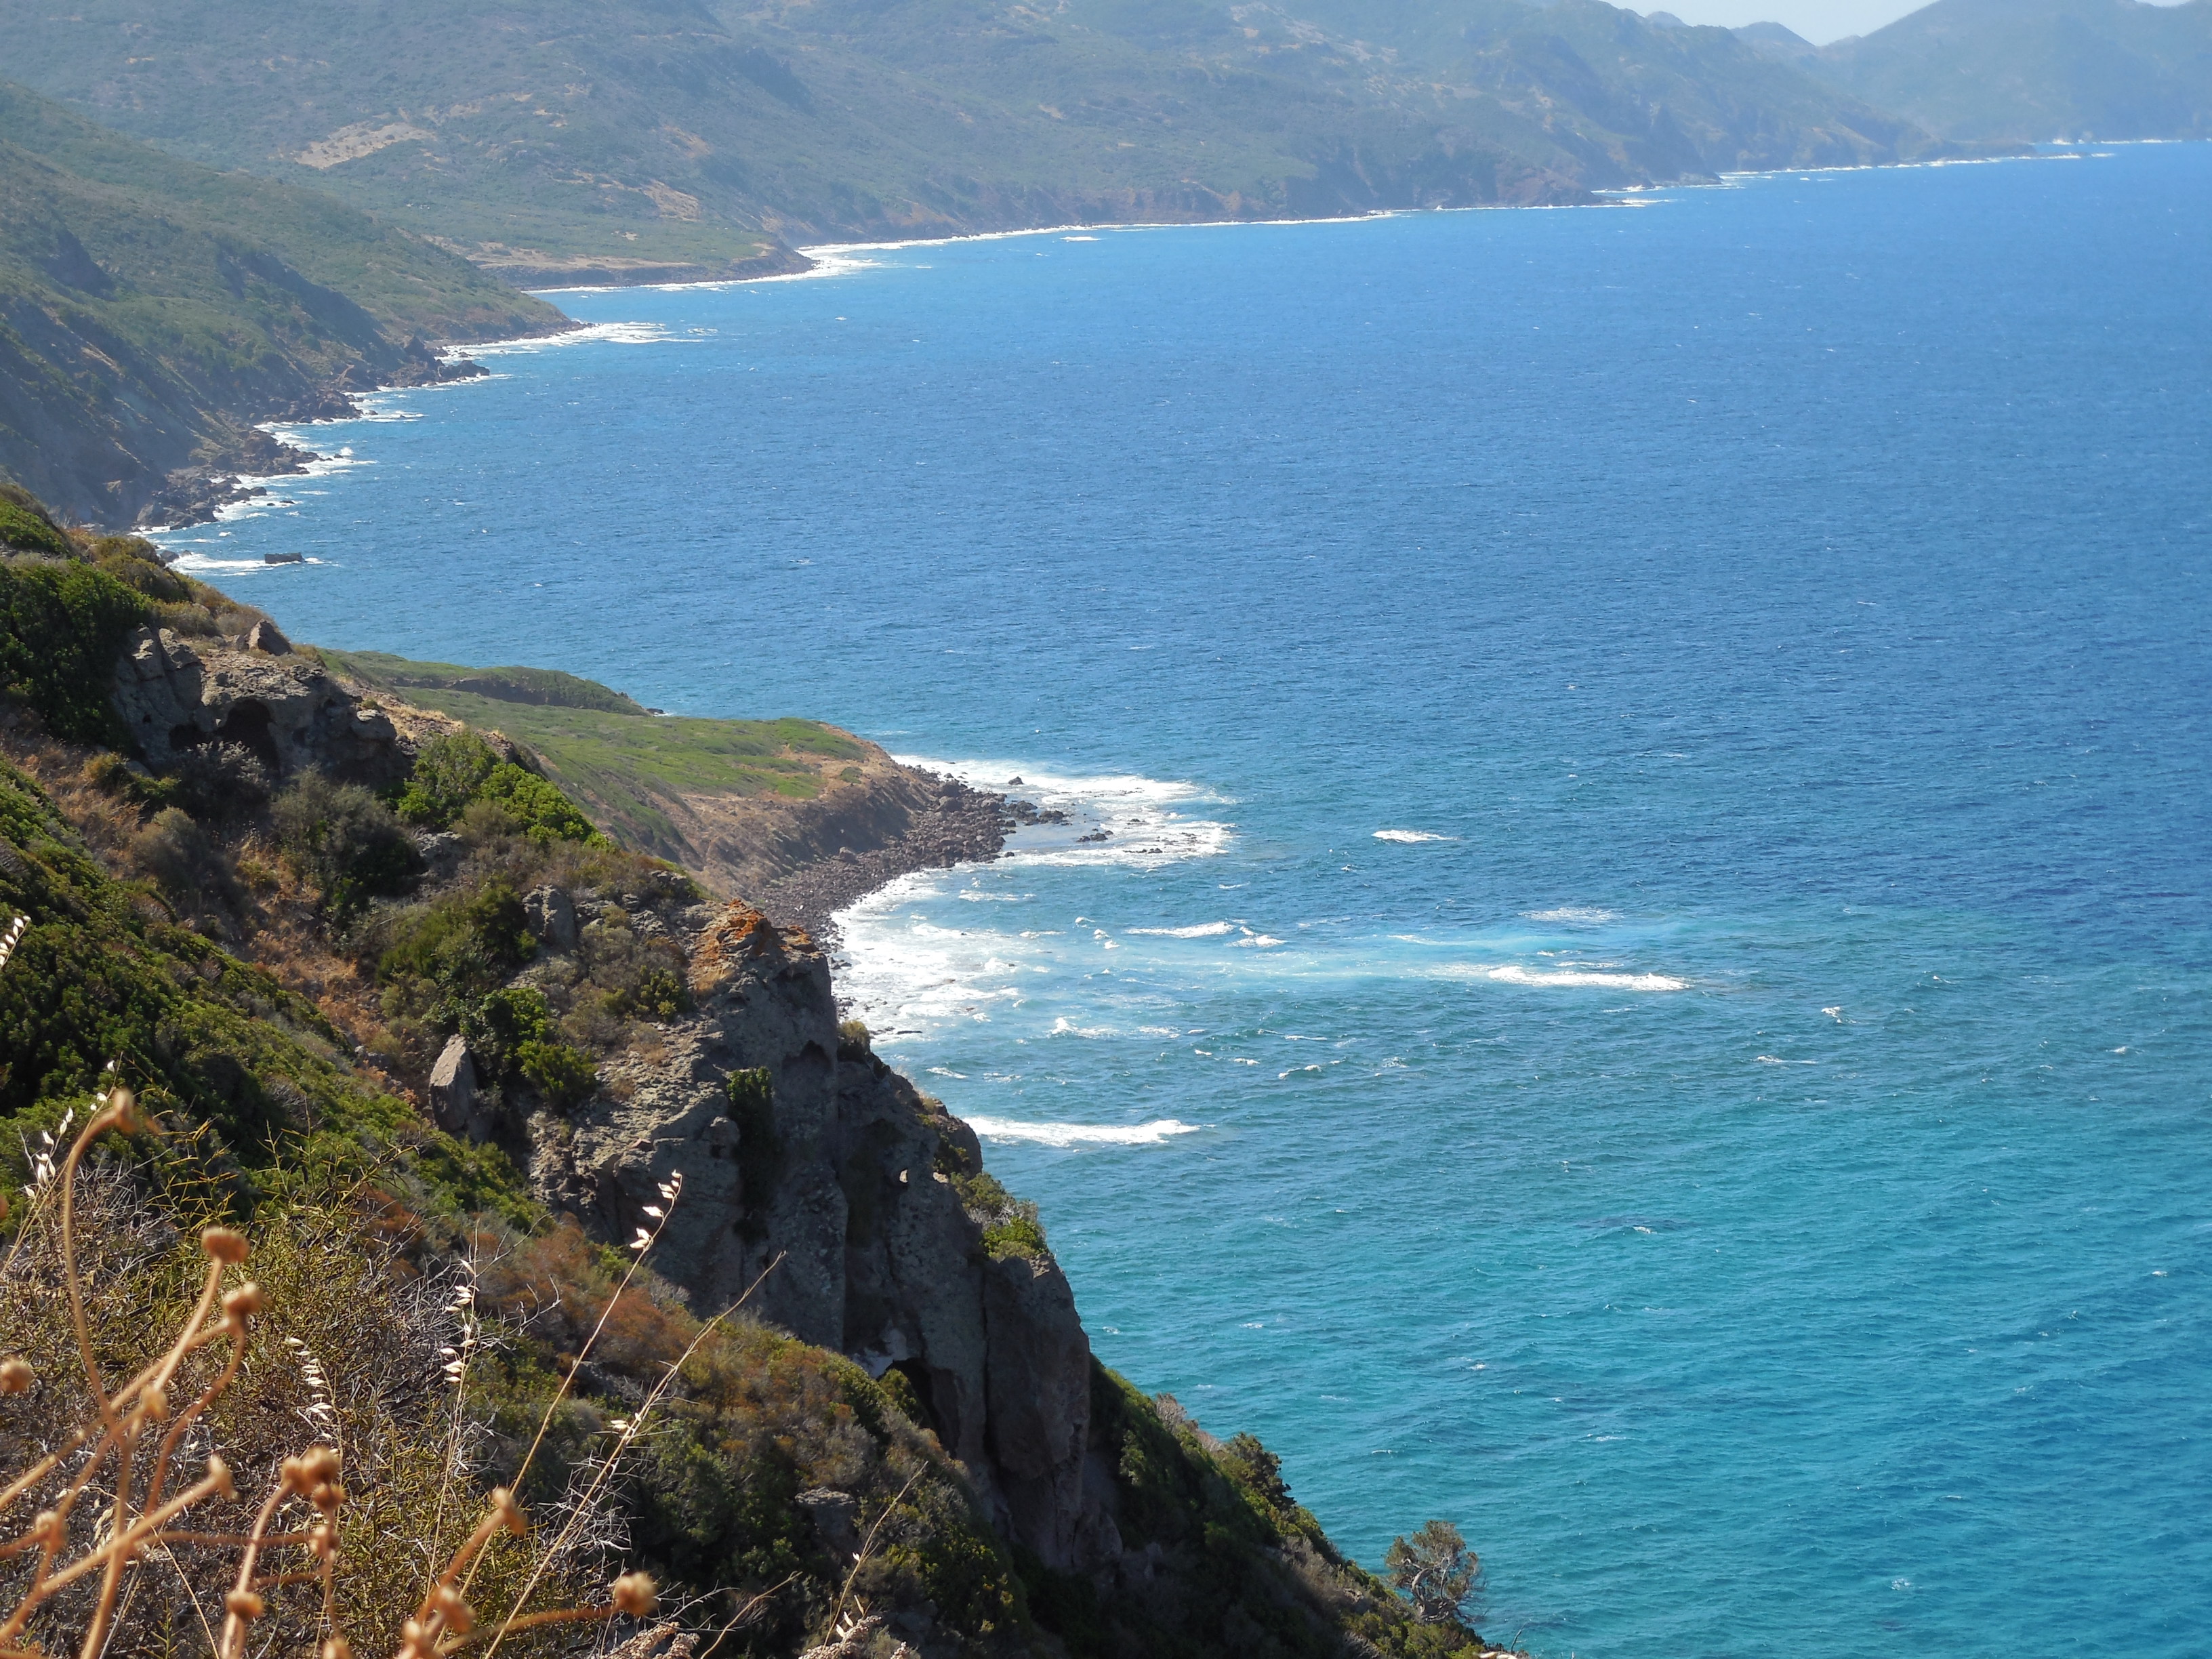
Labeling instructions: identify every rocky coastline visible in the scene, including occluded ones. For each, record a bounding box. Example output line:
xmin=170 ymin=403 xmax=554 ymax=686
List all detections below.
xmin=142 ymin=343 xmax=495 ymax=529
xmin=752 ymin=771 xmax=1012 ymax=939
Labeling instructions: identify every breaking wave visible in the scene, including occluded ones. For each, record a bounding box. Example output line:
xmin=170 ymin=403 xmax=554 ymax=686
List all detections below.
xmin=962 ymin=1115 xmax=1204 ymax=1147
xmin=1440 ymin=964 xmax=1689 ymax=992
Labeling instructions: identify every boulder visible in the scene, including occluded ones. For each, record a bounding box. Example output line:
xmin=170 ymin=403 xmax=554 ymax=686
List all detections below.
xmin=244 ymin=619 xmax=291 ymax=655
xmin=428 ymin=1036 xmax=490 ymax=1142
xmin=523 ymin=885 xmax=578 ymax=951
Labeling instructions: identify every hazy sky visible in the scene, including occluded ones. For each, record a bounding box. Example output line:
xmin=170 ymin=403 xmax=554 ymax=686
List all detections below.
xmin=1656 ymin=0 xmax=1925 ymax=41
xmin=1660 ymin=0 xmax=2186 ymax=45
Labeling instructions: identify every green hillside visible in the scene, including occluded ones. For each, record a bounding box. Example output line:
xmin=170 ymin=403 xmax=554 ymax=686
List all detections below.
xmin=317 ymin=649 xmax=867 ymax=857
xmin=0 ymin=80 xmax=564 ymax=527
xmin=0 ymin=0 xmax=1951 ymax=272
xmin=0 ymin=492 xmax=1511 ymax=1659
xmin=1803 ymin=0 xmax=2212 ymax=141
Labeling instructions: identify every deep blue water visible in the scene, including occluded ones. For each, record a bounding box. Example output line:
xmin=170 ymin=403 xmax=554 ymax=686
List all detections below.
xmin=172 ymin=147 xmax=2212 ymax=1658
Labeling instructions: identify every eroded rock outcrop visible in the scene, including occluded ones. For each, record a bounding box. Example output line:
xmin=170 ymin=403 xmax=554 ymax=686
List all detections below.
xmin=112 ymin=626 xmax=404 ymax=783
xmin=526 ymin=899 xmax=1115 ymax=1572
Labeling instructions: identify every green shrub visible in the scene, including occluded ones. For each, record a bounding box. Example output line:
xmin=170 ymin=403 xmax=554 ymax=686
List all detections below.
xmin=1221 ymin=1431 xmax=1293 ymax=1511
xmin=981 ymin=1204 xmax=1048 ymax=1261
xmin=271 ymin=774 xmax=419 ymax=919
xmin=378 ymin=880 xmax=534 ymax=995
xmin=478 ymin=762 xmax=601 ymax=844
xmin=460 ymin=985 xmax=556 ymax=1074
xmin=0 ymin=495 xmax=73 ymax=559
xmin=616 ymin=966 xmax=690 ymax=1021
xmin=125 ymin=806 xmax=222 ymax=903
xmin=516 ymin=1038 xmax=597 ymax=1109
xmin=725 ymin=1067 xmax=780 ymax=1240
xmin=837 ymin=1019 xmax=872 ymax=1062
xmin=392 ymin=730 xmax=501 ymax=829
xmin=0 ymin=560 xmax=147 ymax=745
xmin=166 ymin=741 xmax=272 ymax=819
xmin=91 ymin=539 xmax=192 ymax=603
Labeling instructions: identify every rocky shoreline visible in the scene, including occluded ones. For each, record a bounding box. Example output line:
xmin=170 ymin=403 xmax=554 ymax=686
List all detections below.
xmin=143 ymin=344 xmax=493 ymax=529
xmin=752 ymin=770 xmax=1015 ymax=939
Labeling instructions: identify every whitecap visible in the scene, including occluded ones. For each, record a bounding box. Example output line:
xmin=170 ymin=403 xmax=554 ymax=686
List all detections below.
xmin=1523 ymin=907 xmax=1622 ymax=924
xmin=1230 ymin=934 xmax=1285 ymax=949
xmin=889 ymin=755 xmax=1235 ymax=869
xmin=1126 ymin=921 xmax=1237 ymax=937
xmin=1048 ymin=1017 xmax=1118 ymax=1038
xmin=964 ymin=1115 xmax=1204 ymax=1147
xmin=1373 ymin=830 xmax=1457 ymax=844
xmin=1441 ymin=964 xmax=1689 ymax=992
xmin=463 ymin=321 xmax=678 ymax=354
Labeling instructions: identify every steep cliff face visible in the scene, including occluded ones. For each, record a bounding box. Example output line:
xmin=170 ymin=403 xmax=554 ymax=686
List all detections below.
xmin=482 ymin=897 xmax=1115 ymax=1574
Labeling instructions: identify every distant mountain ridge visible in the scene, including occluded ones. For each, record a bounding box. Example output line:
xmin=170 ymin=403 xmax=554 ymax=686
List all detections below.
xmin=0 ymin=0 xmax=1958 ymax=270
xmin=0 ymin=80 xmax=564 ymax=526
xmin=1746 ymin=0 xmax=2212 ymax=141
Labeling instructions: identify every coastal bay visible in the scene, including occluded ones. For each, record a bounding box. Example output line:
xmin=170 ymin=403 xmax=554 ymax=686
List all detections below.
xmin=164 ymin=146 xmax=2212 ymax=1658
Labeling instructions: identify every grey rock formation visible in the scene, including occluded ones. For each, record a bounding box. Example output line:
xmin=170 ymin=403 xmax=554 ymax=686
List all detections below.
xmin=113 ymin=626 xmax=403 ymax=783
xmin=794 ymin=1488 xmax=859 ymax=1559
xmin=244 ymin=619 xmax=291 ymax=655
xmin=428 ymin=1036 xmax=491 ymax=1143
xmin=523 ymin=885 xmax=578 ymax=951
xmin=529 ymin=901 xmax=1113 ymax=1572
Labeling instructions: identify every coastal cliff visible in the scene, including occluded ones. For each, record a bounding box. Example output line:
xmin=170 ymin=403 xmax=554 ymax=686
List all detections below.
xmin=0 ymin=487 xmax=1510 ymax=1657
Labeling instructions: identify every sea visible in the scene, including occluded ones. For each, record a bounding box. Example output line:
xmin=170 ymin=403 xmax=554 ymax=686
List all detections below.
xmin=165 ymin=145 xmax=2211 ymax=1658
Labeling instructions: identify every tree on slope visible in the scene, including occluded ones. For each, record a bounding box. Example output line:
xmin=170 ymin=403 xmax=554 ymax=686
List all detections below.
xmin=1387 ymin=1519 xmax=1479 ymax=1624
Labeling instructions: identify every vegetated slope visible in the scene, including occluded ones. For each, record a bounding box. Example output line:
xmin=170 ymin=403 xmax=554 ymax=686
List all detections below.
xmin=1271 ymin=0 xmax=1950 ymax=180
xmin=0 ymin=0 xmax=1950 ymax=269
xmin=1 ymin=487 xmax=1504 ymax=1657
xmin=1795 ymin=0 xmax=2212 ymax=140
xmin=316 ymin=650 xmax=1012 ymax=923
xmin=0 ymin=81 xmax=565 ymax=528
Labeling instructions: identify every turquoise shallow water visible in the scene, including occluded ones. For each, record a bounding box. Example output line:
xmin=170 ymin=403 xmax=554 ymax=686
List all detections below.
xmin=171 ymin=147 xmax=2211 ymax=1657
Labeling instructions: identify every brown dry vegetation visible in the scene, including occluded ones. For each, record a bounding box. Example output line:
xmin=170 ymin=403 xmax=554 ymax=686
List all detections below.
xmin=0 ymin=1101 xmax=657 ymax=1659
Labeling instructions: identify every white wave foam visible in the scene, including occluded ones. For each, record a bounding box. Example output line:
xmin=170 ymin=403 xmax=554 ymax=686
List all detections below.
xmin=1523 ymin=907 xmax=1622 ymax=925
xmin=1126 ymin=921 xmax=1237 ymax=938
xmin=964 ymin=1115 xmax=1203 ymax=1147
xmin=888 ymin=755 xmax=1235 ymax=869
xmin=1373 ymin=830 xmax=1457 ymax=844
xmin=1229 ymin=934 xmax=1284 ymax=949
xmin=1441 ymin=964 xmax=1689 ymax=992
xmin=464 ymin=321 xmax=677 ymax=355
xmin=1048 ymin=1017 xmax=1118 ymax=1038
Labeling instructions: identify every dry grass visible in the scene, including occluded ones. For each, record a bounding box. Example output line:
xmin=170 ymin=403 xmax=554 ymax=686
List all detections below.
xmin=0 ymin=1088 xmax=685 ymax=1659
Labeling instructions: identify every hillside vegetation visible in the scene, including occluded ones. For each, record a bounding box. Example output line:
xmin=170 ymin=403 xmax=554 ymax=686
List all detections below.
xmin=0 ymin=80 xmax=564 ymax=527
xmin=0 ymin=0 xmax=1950 ymax=272
xmin=1776 ymin=0 xmax=2212 ymax=140
xmin=316 ymin=650 xmax=872 ymax=866
xmin=0 ymin=485 xmax=1507 ymax=1658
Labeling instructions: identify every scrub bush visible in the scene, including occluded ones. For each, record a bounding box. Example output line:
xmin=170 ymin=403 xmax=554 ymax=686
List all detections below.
xmin=0 ymin=560 xmax=147 ymax=746
xmin=272 ymin=775 xmax=419 ymax=920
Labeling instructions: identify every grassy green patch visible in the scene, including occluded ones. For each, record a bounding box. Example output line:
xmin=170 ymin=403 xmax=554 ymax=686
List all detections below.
xmin=321 ymin=649 xmax=864 ymax=857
